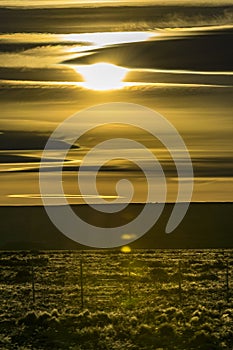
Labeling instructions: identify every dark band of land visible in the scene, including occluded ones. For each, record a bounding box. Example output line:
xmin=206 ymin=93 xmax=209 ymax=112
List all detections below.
xmin=1 ymin=203 xmax=232 ymax=250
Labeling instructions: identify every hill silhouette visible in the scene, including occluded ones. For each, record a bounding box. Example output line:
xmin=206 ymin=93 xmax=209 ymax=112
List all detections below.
xmin=0 ymin=203 xmax=232 ymax=250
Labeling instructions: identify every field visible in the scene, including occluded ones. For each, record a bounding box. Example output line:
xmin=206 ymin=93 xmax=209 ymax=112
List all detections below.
xmin=0 ymin=249 xmax=232 ymax=350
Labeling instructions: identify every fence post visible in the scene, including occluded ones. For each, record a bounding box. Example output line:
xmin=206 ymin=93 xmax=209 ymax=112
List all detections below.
xmin=31 ymin=261 xmax=35 ymax=305
xmin=128 ymin=262 xmax=132 ymax=301
xmin=80 ymin=258 xmax=84 ymax=310
xmin=178 ymin=260 xmax=182 ymax=303
xmin=226 ymin=260 xmax=229 ymax=302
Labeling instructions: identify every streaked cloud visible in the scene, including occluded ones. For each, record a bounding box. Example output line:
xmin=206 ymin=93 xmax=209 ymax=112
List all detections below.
xmin=0 ymin=45 xmax=80 ymax=68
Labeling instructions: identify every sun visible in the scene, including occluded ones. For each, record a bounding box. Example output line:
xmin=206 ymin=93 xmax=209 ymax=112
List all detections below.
xmin=73 ymin=62 xmax=128 ymax=91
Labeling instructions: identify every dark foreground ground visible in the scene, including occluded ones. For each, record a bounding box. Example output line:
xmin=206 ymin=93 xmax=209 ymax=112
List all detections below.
xmin=0 ymin=249 xmax=232 ymax=349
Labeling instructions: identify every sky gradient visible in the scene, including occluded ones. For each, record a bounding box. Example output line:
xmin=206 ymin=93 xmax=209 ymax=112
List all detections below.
xmin=0 ymin=2 xmax=232 ymax=205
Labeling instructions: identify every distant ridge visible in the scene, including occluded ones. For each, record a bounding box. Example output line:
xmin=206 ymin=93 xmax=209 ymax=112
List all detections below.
xmin=0 ymin=203 xmax=232 ymax=250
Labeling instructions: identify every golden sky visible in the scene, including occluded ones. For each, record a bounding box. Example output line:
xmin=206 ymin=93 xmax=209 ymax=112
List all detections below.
xmin=1 ymin=0 xmax=233 ymax=7
xmin=0 ymin=2 xmax=232 ymax=205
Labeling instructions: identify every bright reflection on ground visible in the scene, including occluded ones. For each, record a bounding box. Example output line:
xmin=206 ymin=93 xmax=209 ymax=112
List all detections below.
xmin=74 ymin=62 xmax=129 ymax=90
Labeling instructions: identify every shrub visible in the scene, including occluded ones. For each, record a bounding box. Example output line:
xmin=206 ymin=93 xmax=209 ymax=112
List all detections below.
xmin=14 ymin=269 xmax=31 ymax=283
xmin=201 ymin=323 xmax=213 ymax=333
xmin=51 ymin=309 xmax=59 ymax=318
xmin=150 ymin=268 xmax=169 ymax=282
xmin=156 ymin=313 xmax=169 ymax=323
xmin=90 ymin=311 xmax=111 ymax=327
xmin=37 ymin=311 xmax=52 ymax=326
xmin=190 ymin=316 xmax=200 ymax=325
xmin=192 ymin=310 xmax=202 ymax=318
xmin=18 ymin=311 xmax=37 ymax=326
xmin=190 ymin=330 xmax=218 ymax=349
xmin=135 ymin=324 xmax=158 ymax=347
xmin=157 ymin=322 xmax=176 ymax=339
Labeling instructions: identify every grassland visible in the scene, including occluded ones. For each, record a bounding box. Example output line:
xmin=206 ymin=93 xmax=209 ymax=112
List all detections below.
xmin=0 ymin=249 xmax=232 ymax=349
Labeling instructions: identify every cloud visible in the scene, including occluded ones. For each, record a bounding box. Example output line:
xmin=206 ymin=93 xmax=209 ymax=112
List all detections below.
xmin=1 ymin=1 xmax=233 ymax=8
xmin=0 ymin=45 xmax=79 ymax=69
xmin=0 ymin=31 xmax=153 ymax=70
xmin=1 ymin=5 xmax=232 ymax=34
xmin=0 ymin=130 xmax=79 ymax=150
xmin=63 ymin=30 xmax=233 ymax=72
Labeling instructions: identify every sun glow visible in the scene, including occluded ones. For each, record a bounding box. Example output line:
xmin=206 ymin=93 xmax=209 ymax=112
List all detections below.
xmin=74 ymin=63 xmax=128 ymax=91
xmin=121 ymin=246 xmax=131 ymax=253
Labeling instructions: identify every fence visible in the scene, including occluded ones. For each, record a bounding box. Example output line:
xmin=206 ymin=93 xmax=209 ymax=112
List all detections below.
xmin=0 ymin=249 xmax=232 ymax=315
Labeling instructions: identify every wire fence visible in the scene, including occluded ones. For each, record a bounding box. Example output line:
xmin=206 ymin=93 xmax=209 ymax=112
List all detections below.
xmin=0 ymin=249 xmax=232 ymax=315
